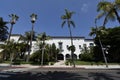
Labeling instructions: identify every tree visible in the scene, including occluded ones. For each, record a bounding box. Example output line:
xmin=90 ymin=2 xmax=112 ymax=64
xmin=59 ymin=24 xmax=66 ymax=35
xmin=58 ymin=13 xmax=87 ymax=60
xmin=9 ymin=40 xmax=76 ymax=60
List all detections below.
xmin=15 ymin=42 xmax=28 ymax=60
xmin=0 ymin=17 xmax=8 ymax=41
xmin=50 ymin=43 xmax=59 ymax=61
xmin=89 ymin=18 xmax=108 ymax=67
xmin=97 ymin=0 xmax=120 ymax=26
xmin=36 ymin=32 xmax=50 ymax=66
xmin=61 ymin=9 xmax=76 ymax=67
xmin=99 ymin=27 xmax=120 ymax=62
xmin=8 ymin=14 xmax=19 ymax=42
xmin=21 ymin=31 xmax=36 ymax=62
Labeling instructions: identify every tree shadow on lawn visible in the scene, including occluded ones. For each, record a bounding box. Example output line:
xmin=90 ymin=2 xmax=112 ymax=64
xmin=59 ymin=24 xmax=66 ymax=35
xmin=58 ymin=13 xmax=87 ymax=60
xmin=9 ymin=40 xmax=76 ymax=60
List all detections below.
xmin=6 ymin=71 xmax=89 ymax=80
xmin=88 ymin=72 xmax=120 ymax=80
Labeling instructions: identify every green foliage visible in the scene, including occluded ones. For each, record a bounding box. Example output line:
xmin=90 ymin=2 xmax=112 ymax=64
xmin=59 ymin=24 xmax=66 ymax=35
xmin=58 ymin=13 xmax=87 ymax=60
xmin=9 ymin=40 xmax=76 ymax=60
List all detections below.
xmin=0 ymin=40 xmax=28 ymax=62
xmin=80 ymin=53 xmax=93 ymax=61
xmin=0 ymin=17 xmax=8 ymax=41
xmin=96 ymin=0 xmax=120 ymax=26
xmin=61 ymin=9 xmax=75 ymax=28
xmin=30 ymin=42 xmax=59 ymax=64
xmin=49 ymin=43 xmax=59 ymax=61
xmin=30 ymin=50 xmax=49 ymax=64
xmin=80 ymin=46 xmax=94 ymax=61
xmin=92 ymin=27 xmax=120 ymax=62
xmin=105 ymin=27 xmax=120 ymax=62
xmin=67 ymin=45 xmax=76 ymax=52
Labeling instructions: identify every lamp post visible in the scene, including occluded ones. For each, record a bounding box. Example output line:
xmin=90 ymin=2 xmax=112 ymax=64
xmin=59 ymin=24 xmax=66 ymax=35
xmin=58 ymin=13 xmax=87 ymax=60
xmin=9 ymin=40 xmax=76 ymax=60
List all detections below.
xmin=27 ymin=13 xmax=37 ymax=62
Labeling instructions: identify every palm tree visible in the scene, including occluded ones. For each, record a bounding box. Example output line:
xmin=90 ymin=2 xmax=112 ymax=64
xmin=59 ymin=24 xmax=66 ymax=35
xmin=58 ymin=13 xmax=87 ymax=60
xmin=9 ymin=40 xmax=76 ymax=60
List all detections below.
xmin=3 ymin=40 xmax=18 ymax=65
xmin=97 ymin=0 xmax=120 ymax=26
xmin=21 ymin=31 xmax=35 ymax=62
xmin=61 ymin=9 xmax=75 ymax=67
xmin=36 ymin=32 xmax=50 ymax=66
xmin=89 ymin=19 xmax=108 ymax=68
xmin=8 ymin=14 xmax=19 ymax=42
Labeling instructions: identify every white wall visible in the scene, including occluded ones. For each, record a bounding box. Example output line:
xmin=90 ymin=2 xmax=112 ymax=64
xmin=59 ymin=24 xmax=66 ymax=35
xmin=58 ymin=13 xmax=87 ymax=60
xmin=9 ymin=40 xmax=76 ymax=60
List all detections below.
xmin=8 ymin=35 xmax=94 ymax=61
xmin=44 ymin=37 xmax=94 ymax=60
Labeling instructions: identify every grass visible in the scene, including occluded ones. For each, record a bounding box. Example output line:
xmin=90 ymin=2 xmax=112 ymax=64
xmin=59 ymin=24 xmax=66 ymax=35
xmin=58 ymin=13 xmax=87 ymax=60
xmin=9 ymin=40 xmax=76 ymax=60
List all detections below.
xmin=66 ymin=60 xmax=120 ymax=65
xmin=75 ymin=61 xmax=95 ymax=65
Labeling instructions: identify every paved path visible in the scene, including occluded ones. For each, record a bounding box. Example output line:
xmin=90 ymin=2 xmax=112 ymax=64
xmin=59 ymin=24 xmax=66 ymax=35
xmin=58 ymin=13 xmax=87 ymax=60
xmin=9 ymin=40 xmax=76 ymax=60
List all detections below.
xmin=0 ymin=63 xmax=120 ymax=72
xmin=53 ymin=60 xmax=66 ymax=67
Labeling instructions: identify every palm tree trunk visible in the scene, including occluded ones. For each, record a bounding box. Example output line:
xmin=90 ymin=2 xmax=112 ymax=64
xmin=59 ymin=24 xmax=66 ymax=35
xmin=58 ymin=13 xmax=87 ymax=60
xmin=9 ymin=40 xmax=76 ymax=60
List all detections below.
xmin=41 ymin=40 xmax=45 ymax=66
xmin=103 ymin=14 xmax=109 ymax=27
xmin=8 ymin=24 xmax=13 ymax=43
xmin=10 ymin=53 xmax=14 ymax=66
xmin=114 ymin=9 xmax=120 ymax=24
xmin=98 ymin=37 xmax=108 ymax=68
xmin=95 ymin=19 xmax=108 ymax=67
xmin=8 ymin=24 xmax=14 ymax=66
xmin=68 ymin=22 xmax=75 ymax=68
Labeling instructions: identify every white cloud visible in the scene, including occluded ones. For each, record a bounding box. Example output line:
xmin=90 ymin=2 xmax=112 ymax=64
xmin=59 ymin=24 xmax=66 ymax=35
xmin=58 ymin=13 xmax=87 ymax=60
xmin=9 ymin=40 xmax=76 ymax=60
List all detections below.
xmin=81 ymin=3 xmax=89 ymax=13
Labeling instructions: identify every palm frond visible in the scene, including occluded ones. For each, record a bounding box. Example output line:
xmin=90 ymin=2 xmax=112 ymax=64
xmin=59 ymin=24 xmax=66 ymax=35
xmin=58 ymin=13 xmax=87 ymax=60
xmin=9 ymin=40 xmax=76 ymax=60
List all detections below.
xmin=61 ymin=15 xmax=67 ymax=19
xmin=61 ymin=21 xmax=66 ymax=28
xmin=89 ymin=27 xmax=97 ymax=36
xmin=97 ymin=1 xmax=112 ymax=12
xmin=107 ymin=12 xmax=116 ymax=21
xmin=65 ymin=9 xmax=70 ymax=18
xmin=70 ymin=20 xmax=75 ymax=28
xmin=115 ymin=0 xmax=120 ymax=5
xmin=37 ymin=32 xmax=50 ymax=41
xmin=65 ymin=9 xmax=75 ymax=19
xmin=96 ymin=12 xmax=106 ymax=20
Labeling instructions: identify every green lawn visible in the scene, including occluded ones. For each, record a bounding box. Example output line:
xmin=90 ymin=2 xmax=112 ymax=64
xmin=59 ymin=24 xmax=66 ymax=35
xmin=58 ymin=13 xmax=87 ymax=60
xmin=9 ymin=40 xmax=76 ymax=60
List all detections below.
xmin=66 ymin=60 xmax=120 ymax=65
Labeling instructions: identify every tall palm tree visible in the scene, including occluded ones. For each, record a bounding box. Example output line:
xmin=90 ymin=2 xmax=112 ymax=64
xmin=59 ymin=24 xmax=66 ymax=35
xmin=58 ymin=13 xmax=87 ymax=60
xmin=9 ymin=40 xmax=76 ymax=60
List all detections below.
xmin=61 ymin=9 xmax=75 ymax=67
xmin=97 ymin=0 xmax=120 ymax=26
xmin=36 ymin=32 xmax=50 ymax=66
xmin=0 ymin=17 xmax=8 ymax=41
xmin=89 ymin=19 xmax=108 ymax=68
xmin=8 ymin=14 xmax=19 ymax=42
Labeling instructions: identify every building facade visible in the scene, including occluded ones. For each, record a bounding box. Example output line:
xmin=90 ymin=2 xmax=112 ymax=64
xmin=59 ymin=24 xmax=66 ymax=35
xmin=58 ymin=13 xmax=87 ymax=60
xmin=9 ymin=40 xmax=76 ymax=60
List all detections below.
xmin=0 ymin=34 xmax=94 ymax=61
xmin=31 ymin=36 xmax=94 ymax=61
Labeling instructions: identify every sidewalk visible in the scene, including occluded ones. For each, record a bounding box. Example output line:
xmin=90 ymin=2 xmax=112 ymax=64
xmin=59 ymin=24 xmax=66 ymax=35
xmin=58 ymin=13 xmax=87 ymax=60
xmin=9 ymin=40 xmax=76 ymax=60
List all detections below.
xmin=0 ymin=63 xmax=120 ymax=72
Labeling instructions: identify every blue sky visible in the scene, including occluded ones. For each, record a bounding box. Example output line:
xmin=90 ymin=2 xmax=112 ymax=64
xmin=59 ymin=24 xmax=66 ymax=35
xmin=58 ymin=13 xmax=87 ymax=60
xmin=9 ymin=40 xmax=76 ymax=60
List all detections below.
xmin=0 ymin=0 xmax=119 ymax=38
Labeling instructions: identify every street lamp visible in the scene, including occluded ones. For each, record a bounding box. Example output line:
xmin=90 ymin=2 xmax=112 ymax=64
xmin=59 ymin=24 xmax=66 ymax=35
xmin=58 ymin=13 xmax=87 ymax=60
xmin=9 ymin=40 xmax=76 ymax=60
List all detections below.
xmin=8 ymin=14 xmax=19 ymax=42
xmin=27 ymin=13 xmax=37 ymax=62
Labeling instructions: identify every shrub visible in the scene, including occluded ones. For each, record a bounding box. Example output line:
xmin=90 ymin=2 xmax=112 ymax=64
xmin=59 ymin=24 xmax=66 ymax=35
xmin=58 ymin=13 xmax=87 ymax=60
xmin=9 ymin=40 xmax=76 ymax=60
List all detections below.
xmin=80 ymin=53 xmax=93 ymax=61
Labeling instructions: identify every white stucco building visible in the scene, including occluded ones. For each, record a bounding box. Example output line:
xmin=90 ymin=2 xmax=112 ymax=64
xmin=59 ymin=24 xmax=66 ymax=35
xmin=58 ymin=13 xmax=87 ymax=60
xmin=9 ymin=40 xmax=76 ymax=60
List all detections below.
xmin=31 ymin=36 xmax=94 ymax=61
xmin=0 ymin=34 xmax=94 ymax=61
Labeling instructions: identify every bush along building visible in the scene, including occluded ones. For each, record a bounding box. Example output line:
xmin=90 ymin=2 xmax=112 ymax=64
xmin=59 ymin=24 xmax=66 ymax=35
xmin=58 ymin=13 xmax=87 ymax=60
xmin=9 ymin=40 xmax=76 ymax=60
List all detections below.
xmin=0 ymin=34 xmax=94 ymax=61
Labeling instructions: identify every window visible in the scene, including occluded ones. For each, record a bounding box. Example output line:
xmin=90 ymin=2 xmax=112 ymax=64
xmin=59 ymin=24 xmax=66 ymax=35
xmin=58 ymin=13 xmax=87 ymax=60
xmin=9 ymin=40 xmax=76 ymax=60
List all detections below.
xmin=58 ymin=42 xmax=63 ymax=50
xmin=66 ymin=45 xmax=69 ymax=49
xmin=79 ymin=45 xmax=81 ymax=49
xmin=83 ymin=44 xmax=87 ymax=51
xmin=89 ymin=43 xmax=94 ymax=46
